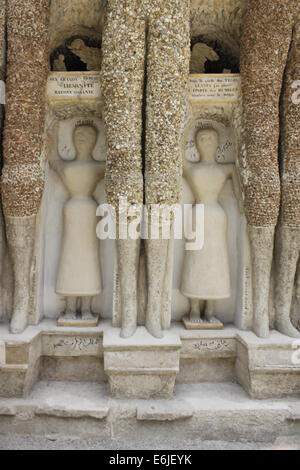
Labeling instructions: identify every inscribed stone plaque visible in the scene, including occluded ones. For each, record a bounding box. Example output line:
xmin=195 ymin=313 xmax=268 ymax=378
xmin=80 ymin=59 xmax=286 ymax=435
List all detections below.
xmin=189 ymin=74 xmax=241 ymax=103
xmin=46 ymin=72 xmax=101 ymax=104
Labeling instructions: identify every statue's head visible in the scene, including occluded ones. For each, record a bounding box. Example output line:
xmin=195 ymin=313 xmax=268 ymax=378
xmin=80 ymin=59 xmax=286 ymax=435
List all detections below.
xmin=195 ymin=127 xmax=219 ymax=162
xmin=74 ymin=124 xmax=98 ymax=156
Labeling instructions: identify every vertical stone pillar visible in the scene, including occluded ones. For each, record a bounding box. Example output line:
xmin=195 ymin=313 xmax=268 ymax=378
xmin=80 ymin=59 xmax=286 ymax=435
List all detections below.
xmin=2 ymin=0 xmax=49 ymax=217
xmin=0 ymin=0 xmax=5 ymax=138
xmin=0 ymin=0 xmax=6 ymax=322
xmin=1 ymin=1 xmax=50 ymax=333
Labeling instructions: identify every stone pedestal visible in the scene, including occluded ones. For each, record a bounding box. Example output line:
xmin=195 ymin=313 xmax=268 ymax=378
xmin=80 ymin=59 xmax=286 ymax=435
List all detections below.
xmin=182 ymin=316 xmax=223 ymax=330
xmin=0 ymin=320 xmax=299 ymax=400
xmin=103 ymin=328 xmax=181 ymax=399
xmin=57 ymin=315 xmax=100 ymax=328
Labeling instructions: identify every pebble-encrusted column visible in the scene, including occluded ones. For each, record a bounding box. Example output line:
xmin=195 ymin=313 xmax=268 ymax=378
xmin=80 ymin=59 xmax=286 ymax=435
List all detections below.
xmin=0 ymin=0 xmax=5 ymax=144
xmin=240 ymin=0 xmax=300 ymax=338
xmin=2 ymin=0 xmax=49 ymax=217
xmin=102 ymin=0 xmax=190 ymax=215
xmin=2 ymin=0 xmax=50 ymax=334
xmin=0 ymin=0 xmax=6 ymax=322
xmin=102 ymin=0 xmax=190 ymax=338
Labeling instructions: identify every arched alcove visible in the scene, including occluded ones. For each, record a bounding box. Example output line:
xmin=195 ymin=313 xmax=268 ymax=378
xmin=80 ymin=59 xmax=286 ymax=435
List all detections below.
xmin=49 ymin=0 xmax=104 ymax=72
xmin=190 ymin=0 xmax=246 ymax=72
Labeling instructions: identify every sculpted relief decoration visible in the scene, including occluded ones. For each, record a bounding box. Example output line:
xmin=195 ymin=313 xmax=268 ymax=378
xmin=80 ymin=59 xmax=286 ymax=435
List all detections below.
xmin=48 ymin=123 xmax=105 ymax=326
xmin=0 ymin=0 xmax=298 ymax=345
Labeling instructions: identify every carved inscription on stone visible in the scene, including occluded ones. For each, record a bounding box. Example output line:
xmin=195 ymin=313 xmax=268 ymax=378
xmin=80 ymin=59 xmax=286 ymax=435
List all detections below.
xmin=43 ymin=335 xmax=102 ymax=357
xmin=189 ymin=75 xmax=241 ymax=102
xmin=47 ymin=72 xmax=101 ymax=103
xmin=193 ymin=339 xmax=231 ymax=351
xmin=181 ymin=338 xmax=236 ymax=359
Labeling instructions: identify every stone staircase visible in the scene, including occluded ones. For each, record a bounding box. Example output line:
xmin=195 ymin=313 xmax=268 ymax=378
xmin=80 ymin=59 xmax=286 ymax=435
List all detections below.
xmin=0 ymin=319 xmax=300 ymax=441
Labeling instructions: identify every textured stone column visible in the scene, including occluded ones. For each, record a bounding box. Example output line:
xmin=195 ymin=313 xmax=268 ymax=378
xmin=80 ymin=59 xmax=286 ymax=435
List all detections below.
xmin=0 ymin=0 xmax=6 ymax=321
xmin=2 ymin=1 xmax=50 ymax=333
xmin=2 ymin=0 xmax=50 ymax=218
xmin=102 ymin=0 xmax=190 ymax=338
xmin=240 ymin=0 xmax=300 ymax=338
xmin=0 ymin=0 xmax=5 ymax=139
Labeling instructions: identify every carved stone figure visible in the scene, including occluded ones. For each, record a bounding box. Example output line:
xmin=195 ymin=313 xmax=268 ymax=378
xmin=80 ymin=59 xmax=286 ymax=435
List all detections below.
xmin=190 ymin=43 xmax=219 ymax=74
xmin=102 ymin=0 xmax=190 ymax=338
xmin=241 ymin=0 xmax=300 ymax=338
xmin=50 ymin=124 xmax=105 ymax=323
xmin=181 ymin=127 xmax=241 ymax=325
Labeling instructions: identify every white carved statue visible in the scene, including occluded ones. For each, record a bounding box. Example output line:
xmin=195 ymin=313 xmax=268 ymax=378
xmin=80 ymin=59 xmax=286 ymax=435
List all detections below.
xmin=181 ymin=127 xmax=242 ymax=324
xmin=50 ymin=124 xmax=105 ymax=322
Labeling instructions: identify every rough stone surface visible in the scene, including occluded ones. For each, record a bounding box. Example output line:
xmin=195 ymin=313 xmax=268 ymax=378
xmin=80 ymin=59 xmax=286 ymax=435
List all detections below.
xmin=0 ymin=321 xmax=299 ymax=400
xmin=104 ymin=327 xmax=181 ymax=399
xmin=102 ymin=0 xmax=190 ymax=214
xmin=49 ymin=0 xmax=104 ymax=53
xmin=248 ymin=226 xmax=275 ymax=338
xmin=0 ymin=0 xmax=6 ymax=173
xmin=2 ymin=0 xmax=50 ymax=217
xmin=1 ymin=434 xmax=300 ymax=450
xmin=274 ymin=226 xmax=300 ymax=338
xmin=137 ymin=401 xmax=193 ymax=422
xmin=0 ymin=381 xmax=299 ymax=444
xmin=6 ymin=216 xmax=37 ymax=335
xmin=0 ymin=0 xmax=5 ymax=82
xmin=240 ymin=0 xmax=300 ymax=228
xmin=190 ymin=0 xmax=245 ymax=60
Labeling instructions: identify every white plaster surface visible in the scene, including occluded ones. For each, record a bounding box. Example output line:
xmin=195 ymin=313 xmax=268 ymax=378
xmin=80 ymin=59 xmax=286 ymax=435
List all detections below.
xmin=39 ymin=113 xmax=248 ymax=327
xmin=39 ymin=117 xmax=114 ymax=321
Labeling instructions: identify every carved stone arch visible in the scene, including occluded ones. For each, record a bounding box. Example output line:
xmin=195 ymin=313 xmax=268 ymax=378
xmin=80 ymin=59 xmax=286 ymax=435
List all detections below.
xmin=49 ymin=0 xmax=104 ymax=72
xmin=190 ymin=0 xmax=246 ymax=65
xmin=49 ymin=0 xmax=104 ymax=53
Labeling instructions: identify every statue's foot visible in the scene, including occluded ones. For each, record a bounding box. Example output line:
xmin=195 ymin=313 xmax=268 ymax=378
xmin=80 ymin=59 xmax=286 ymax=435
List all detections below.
xmin=276 ymin=318 xmax=300 ymax=338
xmin=253 ymin=316 xmax=270 ymax=339
xmin=63 ymin=310 xmax=77 ymax=321
xmin=120 ymin=324 xmax=137 ymax=339
xmin=189 ymin=312 xmax=202 ymax=323
xmin=82 ymin=311 xmax=95 ymax=322
xmin=10 ymin=309 xmax=28 ymax=335
xmin=204 ymin=315 xmax=213 ymax=323
xmin=146 ymin=318 xmax=163 ymax=339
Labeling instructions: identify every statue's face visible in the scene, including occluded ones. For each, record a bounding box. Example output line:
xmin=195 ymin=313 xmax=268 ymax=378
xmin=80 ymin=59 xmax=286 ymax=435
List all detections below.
xmin=74 ymin=126 xmax=97 ymax=155
xmin=196 ymin=129 xmax=219 ymax=160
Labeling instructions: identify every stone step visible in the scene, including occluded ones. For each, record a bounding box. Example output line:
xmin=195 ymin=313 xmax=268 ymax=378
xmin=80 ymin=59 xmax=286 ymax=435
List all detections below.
xmin=0 ymin=320 xmax=299 ymax=399
xmin=0 ymin=381 xmax=299 ymax=443
xmin=103 ymin=327 xmax=181 ymax=398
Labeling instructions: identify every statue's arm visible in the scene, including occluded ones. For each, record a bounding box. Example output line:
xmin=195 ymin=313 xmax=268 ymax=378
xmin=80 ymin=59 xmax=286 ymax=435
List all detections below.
xmin=97 ymin=162 xmax=106 ymax=180
xmin=47 ymin=121 xmax=60 ymax=164
xmin=182 ymin=153 xmax=190 ymax=179
xmin=50 ymin=159 xmax=64 ymax=174
xmin=231 ymin=165 xmax=244 ymax=214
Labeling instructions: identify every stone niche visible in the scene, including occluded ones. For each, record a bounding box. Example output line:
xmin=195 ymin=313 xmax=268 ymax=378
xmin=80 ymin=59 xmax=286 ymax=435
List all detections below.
xmin=38 ymin=72 xmax=114 ymax=323
xmin=39 ymin=72 xmax=250 ymax=331
xmin=173 ymin=73 xmax=252 ymax=331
